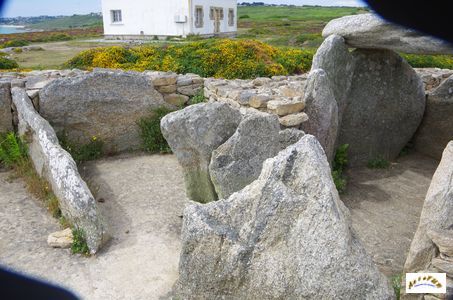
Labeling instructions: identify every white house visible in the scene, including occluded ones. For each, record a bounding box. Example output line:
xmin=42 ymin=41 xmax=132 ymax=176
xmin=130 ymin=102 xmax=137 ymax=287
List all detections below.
xmin=101 ymin=0 xmax=237 ymax=39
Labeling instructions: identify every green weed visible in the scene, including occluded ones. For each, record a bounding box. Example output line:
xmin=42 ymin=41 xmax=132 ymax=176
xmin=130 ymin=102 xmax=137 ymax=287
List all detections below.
xmin=332 ymin=144 xmax=349 ymax=194
xmin=71 ymin=228 xmax=90 ymax=255
xmin=391 ymin=274 xmax=402 ymax=300
xmin=367 ymin=157 xmax=390 ymax=169
xmin=188 ymin=89 xmax=205 ymax=105
xmin=138 ymin=107 xmax=174 ymax=154
xmin=59 ymin=133 xmax=104 ymax=163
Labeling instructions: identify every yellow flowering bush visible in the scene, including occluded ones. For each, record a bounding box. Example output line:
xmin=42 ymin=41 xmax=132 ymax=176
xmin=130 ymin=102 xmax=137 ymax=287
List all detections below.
xmin=65 ymin=39 xmax=314 ymax=79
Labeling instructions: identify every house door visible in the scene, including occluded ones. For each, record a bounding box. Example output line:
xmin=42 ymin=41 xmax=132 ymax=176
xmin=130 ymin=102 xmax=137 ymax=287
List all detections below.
xmin=214 ymin=8 xmax=221 ymax=34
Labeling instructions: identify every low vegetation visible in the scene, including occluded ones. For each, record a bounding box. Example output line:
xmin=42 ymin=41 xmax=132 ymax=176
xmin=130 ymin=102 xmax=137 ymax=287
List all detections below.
xmin=391 ymin=274 xmax=402 ymax=300
xmin=0 ymin=56 xmax=19 ymax=69
xmin=65 ymin=39 xmax=315 ymax=79
xmin=401 ymin=53 xmax=453 ymax=70
xmin=0 ymin=132 xmax=62 ymax=218
xmin=59 ymin=133 xmax=104 ymax=164
xmin=367 ymin=157 xmax=390 ymax=169
xmin=188 ymin=89 xmax=206 ymax=105
xmin=332 ymin=144 xmax=349 ymax=194
xmin=138 ymin=108 xmax=174 ymax=154
xmin=71 ymin=228 xmax=90 ymax=255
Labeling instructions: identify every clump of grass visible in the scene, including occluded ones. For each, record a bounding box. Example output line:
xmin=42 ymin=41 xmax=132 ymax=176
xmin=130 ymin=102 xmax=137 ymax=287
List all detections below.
xmin=59 ymin=133 xmax=104 ymax=163
xmin=71 ymin=228 xmax=90 ymax=255
xmin=367 ymin=157 xmax=390 ymax=169
xmin=138 ymin=107 xmax=174 ymax=154
xmin=332 ymin=144 xmax=349 ymax=194
xmin=0 ymin=56 xmax=19 ymax=69
xmin=391 ymin=274 xmax=402 ymax=300
xmin=1 ymin=132 xmax=62 ymax=218
xmin=188 ymin=89 xmax=205 ymax=105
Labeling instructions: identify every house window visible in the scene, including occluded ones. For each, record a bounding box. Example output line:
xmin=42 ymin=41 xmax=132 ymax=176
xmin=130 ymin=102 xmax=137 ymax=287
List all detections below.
xmin=228 ymin=9 xmax=234 ymax=26
xmin=111 ymin=10 xmax=122 ymax=23
xmin=195 ymin=6 xmax=204 ymax=28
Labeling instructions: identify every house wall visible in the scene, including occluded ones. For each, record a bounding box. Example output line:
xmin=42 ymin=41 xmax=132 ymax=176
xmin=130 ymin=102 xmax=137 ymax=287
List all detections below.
xmin=101 ymin=0 xmax=190 ymax=37
xmin=190 ymin=0 xmax=237 ymax=35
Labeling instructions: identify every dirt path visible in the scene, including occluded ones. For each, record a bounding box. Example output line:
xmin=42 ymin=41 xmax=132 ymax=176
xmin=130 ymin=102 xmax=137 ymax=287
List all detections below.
xmin=341 ymin=153 xmax=439 ymax=277
xmin=0 ymin=154 xmax=188 ymax=300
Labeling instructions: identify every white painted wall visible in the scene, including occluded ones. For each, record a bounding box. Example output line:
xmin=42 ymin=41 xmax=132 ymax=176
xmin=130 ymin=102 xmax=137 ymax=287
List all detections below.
xmin=101 ymin=0 xmax=237 ymax=37
xmin=101 ymin=0 xmax=190 ymax=37
xmin=190 ymin=0 xmax=237 ymax=35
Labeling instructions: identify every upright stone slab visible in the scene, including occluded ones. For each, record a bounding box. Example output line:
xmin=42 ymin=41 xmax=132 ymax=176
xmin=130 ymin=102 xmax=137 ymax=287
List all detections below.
xmin=302 ymin=69 xmax=338 ymax=162
xmin=0 ymin=81 xmax=12 ymax=133
xmin=161 ymin=102 xmax=241 ymax=203
xmin=413 ymin=75 xmax=453 ymax=160
xmin=39 ymin=70 xmax=166 ymax=153
xmin=209 ymin=113 xmax=281 ymax=199
xmin=176 ymin=135 xmax=393 ymax=299
xmin=12 ymin=88 xmax=107 ymax=253
xmin=403 ymin=142 xmax=453 ymax=299
xmin=339 ymin=49 xmax=425 ymax=166
xmin=311 ymin=34 xmax=353 ymax=120
xmin=323 ymin=13 xmax=453 ymax=55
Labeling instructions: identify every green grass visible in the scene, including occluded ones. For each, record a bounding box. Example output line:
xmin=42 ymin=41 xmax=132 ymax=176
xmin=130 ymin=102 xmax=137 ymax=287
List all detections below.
xmin=71 ymin=228 xmax=90 ymax=255
xmin=59 ymin=133 xmax=104 ymax=163
xmin=138 ymin=107 xmax=174 ymax=154
xmin=332 ymin=144 xmax=349 ymax=194
xmin=391 ymin=274 xmax=402 ymax=300
xmin=188 ymin=89 xmax=206 ymax=105
xmin=28 ymin=14 xmax=102 ymax=30
xmin=367 ymin=157 xmax=390 ymax=169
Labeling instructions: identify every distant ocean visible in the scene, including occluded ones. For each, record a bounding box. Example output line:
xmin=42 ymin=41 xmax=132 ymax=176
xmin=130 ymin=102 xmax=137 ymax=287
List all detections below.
xmin=0 ymin=25 xmax=30 ymax=34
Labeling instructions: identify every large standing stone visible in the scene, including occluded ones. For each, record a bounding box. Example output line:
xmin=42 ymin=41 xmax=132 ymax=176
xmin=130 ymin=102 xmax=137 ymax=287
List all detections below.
xmin=311 ymin=34 xmax=353 ymax=119
xmin=39 ymin=70 xmax=167 ymax=153
xmin=339 ymin=49 xmax=425 ymax=166
xmin=0 ymin=81 xmax=12 ymax=133
xmin=413 ymin=75 xmax=453 ymax=160
xmin=302 ymin=69 xmax=338 ymax=162
xmin=404 ymin=141 xmax=453 ymax=273
xmin=12 ymin=88 xmax=107 ymax=253
xmin=161 ymin=102 xmax=241 ymax=203
xmin=176 ymin=135 xmax=393 ymax=299
xmin=323 ymin=13 xmax=453 ymax=55
xmin=209 ymin=113 xmax=280 ymax=199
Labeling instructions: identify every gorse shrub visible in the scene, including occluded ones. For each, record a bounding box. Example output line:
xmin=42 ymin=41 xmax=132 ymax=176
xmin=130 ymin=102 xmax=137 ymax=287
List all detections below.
xmin=0 ymin=39 xmax=29 ymax=48
xmin=64 ymin=39 xmax=315 ymax=79
xmin=138 ymin=107 xmax=174 ymax=154
xmin=401 ymin=53 xmax=453 ymax=69
xmin=0 ymin=56 xmax=19 ymax=69
xmin=332 ymin=144 xmax=349 ymax=194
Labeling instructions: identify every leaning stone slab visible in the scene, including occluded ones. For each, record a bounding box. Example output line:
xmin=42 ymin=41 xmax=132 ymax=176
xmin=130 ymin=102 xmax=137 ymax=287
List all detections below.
xmin=175 ymin=135 xmax=393 ymax=299
xmin=12 ymin=87 xmax=107 ymax=253
xmin=323 ymin=13 xmax=453 ymax=55
xmin=161 ymin=102 xmax=241 ymax=203
xmin=339 ymin=49 xmax=425 ymax=166
xmin=413 ymin=74 xmax=453 ymax=160
xmin=302 ymin=69 xmax=338 ymax=163
xmin=39 ymin=70 xmax=167 ymax=153
xmin=404 ymin=141 xmax=453 ymax=274
xmin=209 ymin=113 xmax=280 ymax=199
xmin=0 ymin=81 xmax=12 ymax=133
xmin=311 ymin=34 xmax=353 ymax=121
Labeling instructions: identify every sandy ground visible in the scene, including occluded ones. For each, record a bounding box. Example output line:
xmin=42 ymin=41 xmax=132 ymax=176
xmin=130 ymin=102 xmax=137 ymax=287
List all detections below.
xmin=0 ymin=152 xmax=439 ymax=298
xmin=0 ymin=153 xmax=187 ymax=300
xmin=341 ymin=153 xmax=439 ymax=277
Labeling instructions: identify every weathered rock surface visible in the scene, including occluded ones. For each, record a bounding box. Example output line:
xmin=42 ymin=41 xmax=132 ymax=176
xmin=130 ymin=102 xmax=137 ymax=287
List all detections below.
xmin=278 ymin=128 xmax=305 ymax=149
xmin=39 ymin=70 xmax=167 ymax=153
xmin=47 ymin=228 xmax=73 ymax=249
xmin=267 ymin=98 xmax=305 ymax=116
xmin=176 ymin=135 xmax=393 ymax=299
xmin=0 ymin=81 xmax=12 ymax=133
xmin=415 ymin=68 xmax=453 ymax=91
xmin=209 ymin=113 xmax=280 ymax=199
xmin=404 ymin=142 xmax=453 ymax=274
xmin=302 ymin=69 xmax=338 ymax=162
xmin=278 ymin=112 xmax=308 ymax=127
xmin=12 ymin=87 xmax=107 ymax=253
xmin=323 ymin=13 xmax=453 ymax=55
xmin=413 ymin=75 xmax=453 ymax=160
xmin=311 ymin=34 xmax=353 ymax=120
xmin=161 ymin=102 xmax=241 ymax=203
xmin=339 ymin=49 xmax=425 ymax=166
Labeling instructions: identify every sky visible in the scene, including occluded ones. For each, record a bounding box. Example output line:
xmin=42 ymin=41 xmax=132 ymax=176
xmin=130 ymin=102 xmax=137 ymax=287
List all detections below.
xmin=0 ymin=0 xmax=365 ymax=18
